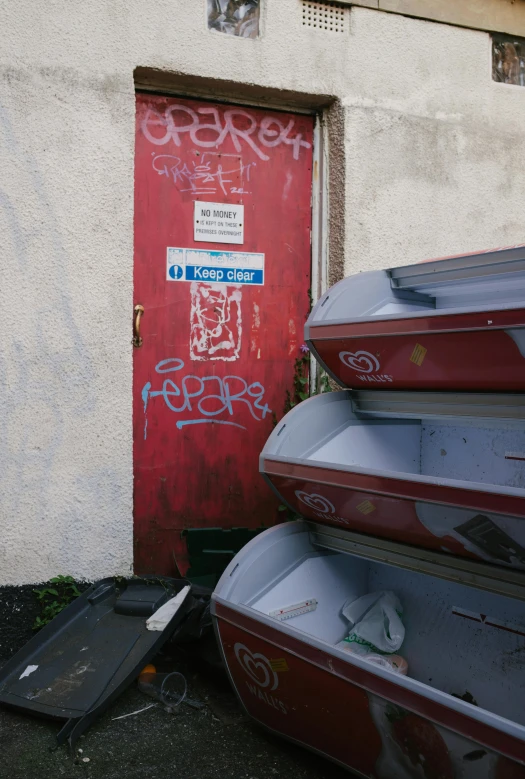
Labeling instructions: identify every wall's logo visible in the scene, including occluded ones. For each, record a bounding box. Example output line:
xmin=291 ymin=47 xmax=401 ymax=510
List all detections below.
xmin=234 ymin=644 xmax=278 ymax=691
xmin=295 ymin=490 xmax=335 ymax=515
xmin=294 ymin=490 xmax=348 ymax=525
xmin=339 ymin=350 xmax=380 ymax=374
xmin=339 ymin=350 xmax=393 ymax=384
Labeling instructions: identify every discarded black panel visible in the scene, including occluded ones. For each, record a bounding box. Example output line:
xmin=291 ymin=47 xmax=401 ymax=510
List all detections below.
xmin=114 ymin=584 xmax=169 ymax=617
xmin=0 ymin=577 xmax=193 ymax=746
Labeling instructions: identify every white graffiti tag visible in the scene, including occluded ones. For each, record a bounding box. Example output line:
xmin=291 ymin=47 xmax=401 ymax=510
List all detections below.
xmin=234 ymin=643 xmax=278 ymax=690
xmin=142 ymin=105 xmax=311 ymax=161
xmin=190 ymin=282 xmax=242 ymax=361
xmin=152 ymin=152 xmax=256 ymax=197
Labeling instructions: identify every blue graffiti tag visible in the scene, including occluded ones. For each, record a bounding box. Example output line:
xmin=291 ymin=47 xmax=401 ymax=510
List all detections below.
xmin=141 ymin=359 xmax=271 ymax=437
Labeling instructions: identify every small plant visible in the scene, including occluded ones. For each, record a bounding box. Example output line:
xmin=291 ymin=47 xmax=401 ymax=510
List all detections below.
xmin=318 ymin=369 xmax=331 ymax=394
xmin=283 ymin=351 xmax=310 ymax=414
xmin=33 ymin=575 xmax=82 ymax=629
xmin=274 ymin=292 xmax=334 ymax=521
xmin=283 ymin=344 xmax=332 ymax=416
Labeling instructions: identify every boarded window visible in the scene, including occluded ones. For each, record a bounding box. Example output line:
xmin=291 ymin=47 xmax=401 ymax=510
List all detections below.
xmin=493 ymin=33 xmax=525 ymax=86
xmin=208 ymin=0 xmax=260 ymax=38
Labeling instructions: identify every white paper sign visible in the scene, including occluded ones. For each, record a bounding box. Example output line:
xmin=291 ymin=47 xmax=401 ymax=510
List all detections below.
xmin=194 ymin=201 xmax=244 ymax=245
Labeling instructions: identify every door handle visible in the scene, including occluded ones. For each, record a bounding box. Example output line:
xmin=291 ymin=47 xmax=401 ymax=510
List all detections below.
xmin=133 ymin=304 xmax=145 ymax=347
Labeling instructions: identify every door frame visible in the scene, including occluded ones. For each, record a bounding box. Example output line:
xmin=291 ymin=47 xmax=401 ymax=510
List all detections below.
xmin=133 ymin=82 xmax=329 ymax=392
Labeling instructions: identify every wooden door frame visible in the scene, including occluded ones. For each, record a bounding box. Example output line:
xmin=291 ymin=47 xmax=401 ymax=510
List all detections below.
xmin=133 ymin=78 xmax=330 ymax=393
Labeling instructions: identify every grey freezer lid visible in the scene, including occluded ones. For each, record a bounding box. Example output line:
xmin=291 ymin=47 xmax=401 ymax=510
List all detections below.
xmin=213 ymin=519 xmax=525 ymax=606
xmin=351 ymin=390 xmax=525 ymax=420
xmin=391 ymin=244 xmax=525 ymax=289
xmin=308 ymin=522 xmax=525 ymax=603
xmin=305 ymin=244 xmax=525 ymax=333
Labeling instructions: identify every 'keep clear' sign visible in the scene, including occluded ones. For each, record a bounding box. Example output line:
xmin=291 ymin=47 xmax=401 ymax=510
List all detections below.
xmin=167 ymin=248 xmax=265 ymax=286
xmin=194 ymin=201 xmax=244 ymax=244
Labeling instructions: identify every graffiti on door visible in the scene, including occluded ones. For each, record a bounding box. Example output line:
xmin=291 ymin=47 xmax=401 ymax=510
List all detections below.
xmin=134 ymin=94 xmax=313 ymax=574
xmin=190 ymin=282 xmax=243 ymax=361
xmin=141 ymin=105 xmax=312 ymax=162
xmin=152 ymin=151 xmax=256 ymax=198
xmin=141 ymin=358 xmax=271 ymax=438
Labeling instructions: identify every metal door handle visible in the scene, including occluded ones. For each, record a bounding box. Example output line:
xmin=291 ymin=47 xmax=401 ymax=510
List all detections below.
xmin=133 ymin=304 xmax=145 ymax=347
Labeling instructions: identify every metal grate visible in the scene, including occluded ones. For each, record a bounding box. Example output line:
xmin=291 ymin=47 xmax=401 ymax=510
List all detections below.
xmin=301 ymin=1 xmax=346 ymax=33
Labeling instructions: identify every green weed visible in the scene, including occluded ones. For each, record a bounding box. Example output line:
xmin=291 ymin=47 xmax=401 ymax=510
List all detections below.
xmin=33 ymin=575 xmax=82 ymax=629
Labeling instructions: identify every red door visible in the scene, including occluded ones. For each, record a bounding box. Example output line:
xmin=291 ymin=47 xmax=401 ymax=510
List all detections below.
xmin=133 ymin=94 xmax=314 ymax=574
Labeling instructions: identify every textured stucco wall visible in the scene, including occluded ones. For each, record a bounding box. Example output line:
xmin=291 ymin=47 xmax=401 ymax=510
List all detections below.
xmin=343 ymin=9 xmax=525 ymax=274
xmin=1 ymin=1 xmax=525 ymax=584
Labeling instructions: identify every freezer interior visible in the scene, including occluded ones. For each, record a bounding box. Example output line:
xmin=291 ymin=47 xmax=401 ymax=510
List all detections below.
xmin=317 ymin=418 xmax=525 ymax=490
xmin=225 ymin=528 xmax=525 ymax=728
xmin=272 ymin=394 xmax=525 ymax=496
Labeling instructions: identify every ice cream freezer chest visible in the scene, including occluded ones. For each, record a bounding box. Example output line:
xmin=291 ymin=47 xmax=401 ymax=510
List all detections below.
xmin=211 ymin=521 xmax=525 ymax=778
xmin=260 ymin=389 xmax=525 ymax=572
xmin=306 ymin=244 xmax=525 ymax=391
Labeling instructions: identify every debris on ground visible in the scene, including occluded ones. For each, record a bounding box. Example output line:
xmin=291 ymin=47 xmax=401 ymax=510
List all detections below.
xmin=0 ymin=647 xmax=350 ymax=779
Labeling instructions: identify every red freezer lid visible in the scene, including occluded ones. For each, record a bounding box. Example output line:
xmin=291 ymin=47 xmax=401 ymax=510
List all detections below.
xmin=306 ymin=245 xmax=525 ymax=391
xmin=261 ymin=390 xmax=525 ymax=571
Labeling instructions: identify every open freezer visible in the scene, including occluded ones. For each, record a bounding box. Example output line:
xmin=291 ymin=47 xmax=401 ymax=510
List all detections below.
xmin=261 ymin=390 xmax=525 ymax=570
xmin=212 ymin=521 xmax=525 ymax=777
xmin=306 ymin=244 xmax=525 ymax=391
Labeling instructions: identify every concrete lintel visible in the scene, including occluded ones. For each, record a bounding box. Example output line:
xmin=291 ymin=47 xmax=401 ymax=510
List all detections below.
xmin=134 ymin=68 xmax=337 ymax=113
xmin=338 ymin=0 xmax=525 ymax=38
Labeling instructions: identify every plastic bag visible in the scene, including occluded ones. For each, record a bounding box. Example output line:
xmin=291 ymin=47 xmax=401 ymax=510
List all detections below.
xmin=335 ymin=641 xmax=408 ymax=674
xmin=360 ymin=653 xmax=407 ymax=675
xmin=341 ymin=590 xmax=405 ymax=655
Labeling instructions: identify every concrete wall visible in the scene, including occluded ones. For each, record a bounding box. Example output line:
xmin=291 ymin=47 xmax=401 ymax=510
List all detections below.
xmin=1 ymin=0 xmax=525 ymax=584
xmin=343 ymin=9 xmax=525 ymax=272
xmin=340 ymin=0 xmax=525 ymax=38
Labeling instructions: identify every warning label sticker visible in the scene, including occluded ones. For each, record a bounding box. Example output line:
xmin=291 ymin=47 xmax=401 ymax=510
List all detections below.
xmin=356 ymin=500 xmax=376 ymax=515
xmin=410 ymin=343 xmax=427 ymax=366
xmin=167 ymin=247 xmax=265 ymax=286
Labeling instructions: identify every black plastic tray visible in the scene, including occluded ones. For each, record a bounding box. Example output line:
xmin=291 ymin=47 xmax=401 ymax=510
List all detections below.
xmin=0 ymin=576 xmax=192 ymax=746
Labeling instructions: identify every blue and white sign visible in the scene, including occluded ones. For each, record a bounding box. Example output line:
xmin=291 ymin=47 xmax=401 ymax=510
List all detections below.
xmin=167 ymin=247 xmax=265 ymax=286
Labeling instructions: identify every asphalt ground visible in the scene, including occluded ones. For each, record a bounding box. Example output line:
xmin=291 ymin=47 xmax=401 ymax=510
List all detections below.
xmin=0 ymin=585 xmax=352 ymax=779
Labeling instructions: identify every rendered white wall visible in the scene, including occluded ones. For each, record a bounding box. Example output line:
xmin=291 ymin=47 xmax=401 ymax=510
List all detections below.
xmin=343 ymin=9 xmax=525 ymax=272
xmin=1 ymin=0 xmax=525 ymax=584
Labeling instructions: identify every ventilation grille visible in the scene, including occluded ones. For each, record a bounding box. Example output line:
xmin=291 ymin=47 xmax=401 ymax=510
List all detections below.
xmin=302 ymin=1 xmax=346 ymax=33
